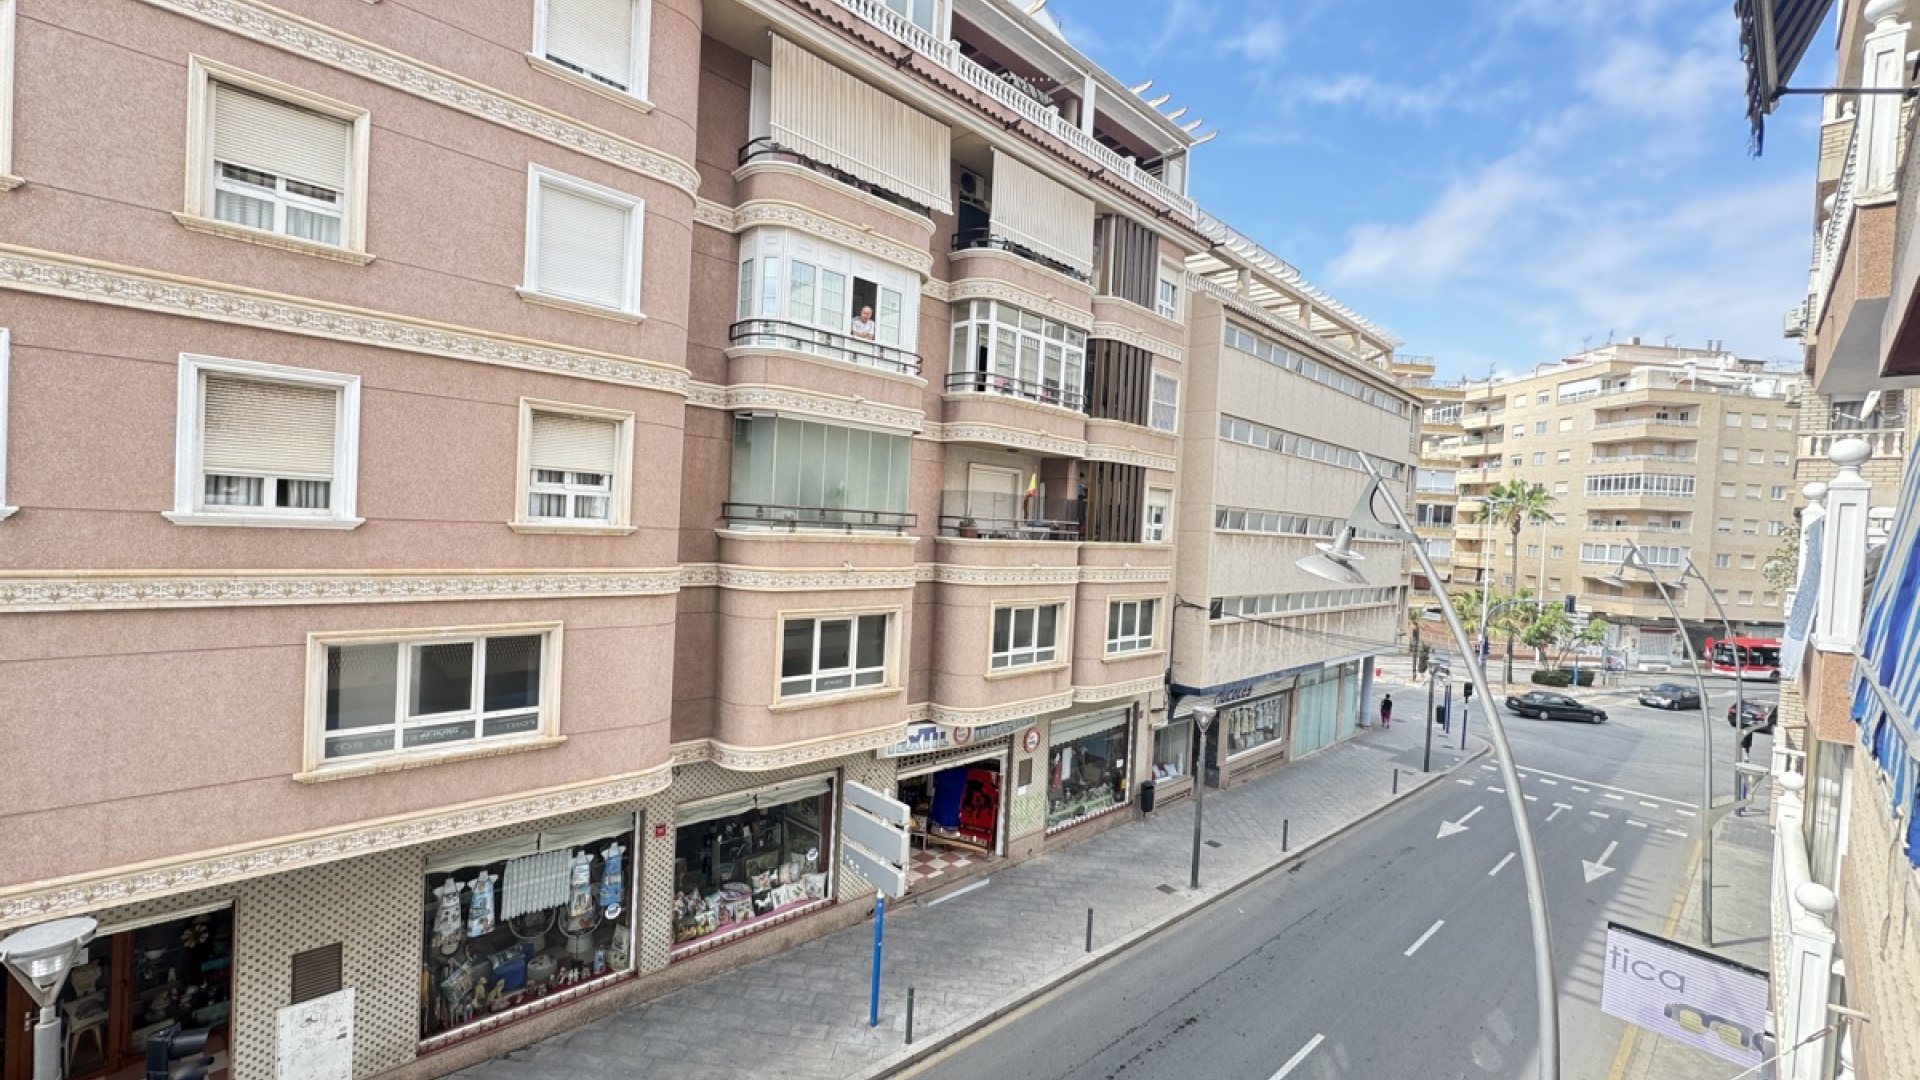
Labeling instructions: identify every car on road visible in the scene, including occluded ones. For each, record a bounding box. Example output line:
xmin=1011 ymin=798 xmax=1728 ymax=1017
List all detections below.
xmin=1637 ymin=683 xmax=1702 ymax=710
xmin=1504 ymin=690 xmax=1609 ymax=723
xmin=1728 ymin=701 xmax=1778 ymax=732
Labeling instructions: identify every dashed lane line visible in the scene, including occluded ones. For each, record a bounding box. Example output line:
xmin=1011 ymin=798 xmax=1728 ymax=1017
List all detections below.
xmin=1405 ymin=919 xmax=1446 ymax=957
xmin=1589 ymin=810 xmax=1611 ymax=820
xmin=1513 ymin=767 xmax=1699 ymax=808
xmin=1490 ymin=852 xmax=1516 ymax=876
xmin=1269 ymin=1034 xmax=1326 ymax=1080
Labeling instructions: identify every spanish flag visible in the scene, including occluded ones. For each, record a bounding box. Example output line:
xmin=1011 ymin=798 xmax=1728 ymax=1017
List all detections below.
xmin=1025 ymin=473 xmax=1039 ymax=519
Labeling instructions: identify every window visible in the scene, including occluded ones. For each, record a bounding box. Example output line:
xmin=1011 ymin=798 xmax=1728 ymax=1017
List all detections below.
xmin=1725 ymin=413 xmax=1741 ymax=427
xmin=1748 ymin=449 xmax=1765 ymax=464
xmin=1221 ymin=323 xmax=1411 ymax=418
xmin=1746 ymin=485 xmax=1761 ymax=499
xmin=1526 ymin=544 xmax=1540 ymax=557
xmin=1558 ymin=417 xmax=1572 ymax=432
xmin=1714 ymin=553 xmax=1731 ymax=569
xmin=534 ymin=0 xmax=651 ymax=100
xmin=1510 ymin=455 xmax=1523 ymax=467
xmin=1106 ymin=598 xmax=1159 ymax=655
xmin=1554 ymin=480 xmax=1568 ymax=494
xmin=1152 ymin=719 xmax=1192 ymax=781
xmin=1156 ymin=271 xmax=1180 ymax=320
xmin=1740 ymin=554 xmax=1757 ymax=569
xmin=1512 ymin=425 xmax=1525 ymax=438
xmin=0 ymin=327 xmax=11 ymax=520
xmin=516 ymin=402 xmax=633 ymax=530
xmin=1719 ymin=482 xmax=1736 ymax=498
xmin=1773 ymin=451 xmax=1789 ymax=466
xmin=1548 ymin=577 xmax=1562 ymax=590
xmin=993 ymin=603 xmax=1062 ymax=669
xmin=781 ymin=613 xmax=890 ymax=697
xmin=1537 ymin=392 xmax=1549 ymax=405
xmin=1771 ymin=486 xmax=1787 ymax=501
xmin=1550 ymin=545 xmax=1564 ymax=558
xmin=1742 ymin=519 xmax=1759 ymax=534
xmin=1532 ymin=452 xmax=1546 ymax=466
xmin=1716 ymin=517 xmax=1733 ymax=533
xmin=1144 ymin=487 xmax=1172 ymax=543
xmin=1722 ymin=447 xmax=1739 ymax=463
xmin=1774 ymin=416 xmax=1793 ymax=430
xmin=883 ymin=0 xmax=940 ymax=32
xmin=951 ymin=299 xmax=1087 ymax=410
xmin=522 ymin=166 xmax=645 ymax=316
xmin=1767 ymin=520 xmax=1787 ymax=536
xmin=1585 ymin=473 xmax=1696 ymax=498
xmin=1534 ymin=421 xmax=1547 ymax=434
xmin=187 ymin=59 xmax=369 ymax=256
xmin=1764 ymin=591 xmax=1780 ymax=605
xmin=737 ymin=228 xmax=920 ymax=367
xmin=1150 ymin=372 xmax=1179 ymax=432
xmin=312 ymin=626 xmax=554 ymax=767
xmin=1556 ymin=449 xmax=1570 ymax=463
xmin=168 ymin=355 xmax=360 ymax=528
xmin=1737 ymin=591 xmax=1754 ymax=606
xmin=1215 ymin=415 xmax=1406 ymax=478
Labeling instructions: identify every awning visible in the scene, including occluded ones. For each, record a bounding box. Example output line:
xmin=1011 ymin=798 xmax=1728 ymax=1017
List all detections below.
xmin=1851 ymin=438 xmax=1920 ymax=867
xmin=1737 ymin=0 xmax=1838 ymax=152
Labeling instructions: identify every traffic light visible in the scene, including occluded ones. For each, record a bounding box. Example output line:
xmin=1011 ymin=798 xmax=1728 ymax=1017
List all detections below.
xmin=146 ymin=1023 xmax=213 ymax=1080
xmin=1462 ymin=681 xmax=1474 ymax=702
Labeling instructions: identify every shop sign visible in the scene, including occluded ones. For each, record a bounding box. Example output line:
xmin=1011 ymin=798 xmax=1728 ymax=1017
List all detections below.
xmin=879 ymin=720 xmax=1024 ymax=758
xmin=1600 ymin=923 xmax=1768 ymax=1069
xmin=840 ymin=781 xmax=909 ymax=898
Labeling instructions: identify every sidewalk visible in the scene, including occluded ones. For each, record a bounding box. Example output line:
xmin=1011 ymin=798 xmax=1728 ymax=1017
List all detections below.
xmin=456 ymin=678 xmax=1484 ymax=1080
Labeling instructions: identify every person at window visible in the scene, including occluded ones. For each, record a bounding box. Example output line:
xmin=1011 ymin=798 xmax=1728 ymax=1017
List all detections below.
xmin=850 ymin=305 xmax=877 ymax=340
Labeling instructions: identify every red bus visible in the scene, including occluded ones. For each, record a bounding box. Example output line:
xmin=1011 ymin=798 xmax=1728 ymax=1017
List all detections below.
xmin=1705 ymin=637 xmax=1782 ymax=681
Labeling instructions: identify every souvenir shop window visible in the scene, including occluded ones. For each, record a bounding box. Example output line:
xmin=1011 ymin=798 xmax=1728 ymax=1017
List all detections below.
xmin=1047 ymin=716 xmax=1130 ymax=828
xmin=1151 ymin=718 xmax=1191 ymax=781
xmin=673 ymin=778 xmax=833 ymax=951
xmin=1225 ymin=693 xmax=1287 ymax=757
xmin=38 ymin=908 xmax=235 ymax=1080
xmin=316 ymin=627 xmax=553 ymax=765
xmin=420 ymin=816 xmax=636 ymax=1042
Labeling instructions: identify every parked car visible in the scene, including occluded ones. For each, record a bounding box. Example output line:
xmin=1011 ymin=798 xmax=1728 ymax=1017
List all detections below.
xmin=1505 ymin=691 xmax=1609 ymax=723
xmin=1728 ymin=701 xmax=1778 ymax=732
xmin=1638 ymin=683 xmax=1702 ymax=710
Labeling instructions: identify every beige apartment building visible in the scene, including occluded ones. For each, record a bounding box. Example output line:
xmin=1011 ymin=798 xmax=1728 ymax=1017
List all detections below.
xmin=1448 ymin=343 xmax=1800 ymax=662
xmin=0 ymin=2 xmax=1408 ymax=1079
xmin=1393 ymin=356 xmax=1466 ymax=619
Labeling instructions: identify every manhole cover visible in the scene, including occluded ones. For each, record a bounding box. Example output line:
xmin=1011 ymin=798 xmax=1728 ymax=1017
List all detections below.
xmin=1156 ymin=884 xmax=1178 ymax=894
xmin=1205 ymin=840 xmax=1223 ymax=848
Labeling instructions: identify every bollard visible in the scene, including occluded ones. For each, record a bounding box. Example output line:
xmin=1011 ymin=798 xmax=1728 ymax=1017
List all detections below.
xmin=1085 ymin=907 xmax=1094 ymax=952
xmin=905 ymin=987 xmax=915 ymax=1045
xmin=1282 ymin=818 xmax=1289 ymax=852
xmin=1392 ymin=768 xmax=1400 ymax=795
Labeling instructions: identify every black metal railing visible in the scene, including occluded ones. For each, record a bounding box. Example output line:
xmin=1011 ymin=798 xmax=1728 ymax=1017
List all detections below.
xmin=938 ymin=512 xmax=1082 ymax=542
xmin=736 ymin=137 xmax=933 ymax=217
xmin=950 ymin=228 xmax=1093 ymax=284
xmin=730 ymin=319 xmax=922 ymax=376
xmin=944 ymin=370 xmax=1087 ymax=412
xmin=722 ymin=502 xmax=915 ymax=535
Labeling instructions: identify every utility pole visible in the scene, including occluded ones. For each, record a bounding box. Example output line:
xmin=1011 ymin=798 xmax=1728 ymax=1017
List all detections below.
xmin=1188 ymin=705 xmax=1217 ymax=890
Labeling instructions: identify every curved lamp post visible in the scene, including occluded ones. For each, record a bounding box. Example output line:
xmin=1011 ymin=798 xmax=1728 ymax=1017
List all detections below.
xmin=1598 ymin=540 xmax=1735 ymax=944
xmin=1 ymin=916 xmax=99 ymax=1080
xmin=1297 ymin=454 xmax=1560 ymax=1080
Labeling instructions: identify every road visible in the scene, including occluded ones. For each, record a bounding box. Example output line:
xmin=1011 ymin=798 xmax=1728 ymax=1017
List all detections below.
xmin=900 ymin=676 xmax=1774 ymax=1080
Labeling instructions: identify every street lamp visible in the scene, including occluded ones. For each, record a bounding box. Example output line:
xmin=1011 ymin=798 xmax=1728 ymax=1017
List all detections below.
xmin=0 ymin=916 xmax=99 ymax=1080
xmin=1189 ymin=704 xmax=1217 ymax=890
xmin=1598 ymin=539 xmax=1733 ymax=943
xmin=1297 ymin=456 xmax=1561 ymax=1080
xmin=1676 ymin=557 xmax=1747 ymax=757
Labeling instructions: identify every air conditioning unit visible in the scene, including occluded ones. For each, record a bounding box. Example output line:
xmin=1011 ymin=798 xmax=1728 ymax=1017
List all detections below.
xmin=1783 ymin=301 xmax=1807 ymax=339
xmin=957 ymin=168 xmax=991 ymax=213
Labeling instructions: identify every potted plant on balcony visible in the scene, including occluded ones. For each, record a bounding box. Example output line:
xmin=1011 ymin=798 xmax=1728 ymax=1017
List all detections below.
xmin=957 ymin=516 xmax=979 ymax=539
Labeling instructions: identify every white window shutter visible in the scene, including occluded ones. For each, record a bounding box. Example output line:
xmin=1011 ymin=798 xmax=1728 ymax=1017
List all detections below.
xmin=535 ymin=182 xmax=632 ymax=309
xmin=545 ymin=0 xmax=636 ymax=89
xmin=211 ymin=83 xmax=352 ymax=191
xmin=202 ymin=375 xmax=338 ymax=478
xmin=529 ymin=413 xmax=618 ymax=474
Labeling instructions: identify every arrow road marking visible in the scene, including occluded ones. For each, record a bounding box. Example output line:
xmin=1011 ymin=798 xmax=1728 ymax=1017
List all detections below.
xmin=1269 ymin=1034 xmax=1326 ymax=1080
xmin=1546 ymin=802 xmax=1573 ymax=821
xmin=1490 ymin=852 xmax=1516 ymax=876
xmin=1437 ymin=805 xmax=1484 ymax=838
xmin=1405 ymin=919 xmax=1446 ymax=956
xmin=1583 ymin=840 xmax=1621 ymax=883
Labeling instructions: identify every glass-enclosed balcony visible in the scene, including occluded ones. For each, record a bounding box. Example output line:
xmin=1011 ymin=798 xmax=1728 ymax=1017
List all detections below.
xmin=947 ymin=299 xmax=1089 ymax=413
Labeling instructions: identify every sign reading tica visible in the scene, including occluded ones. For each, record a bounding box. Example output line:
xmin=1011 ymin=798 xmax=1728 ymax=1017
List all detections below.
xmin=1599 ymin=923 xmax=1771 ymax=1069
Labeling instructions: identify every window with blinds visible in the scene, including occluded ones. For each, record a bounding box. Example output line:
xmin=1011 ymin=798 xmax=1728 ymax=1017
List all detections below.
xmin=200 ymin=373 xmax=340 ymax=512
xmin=527 ymin=169 xmax=642 ymax=313
xmin=540 ymin=0 xmax=646 ymax=95
xmin=209 ymin=81 xmax=353 ymax=246
xmin=767 ymin=35 xmax=951 ymax=213
xmin=528 ymin=411 xmax=617 ymax=522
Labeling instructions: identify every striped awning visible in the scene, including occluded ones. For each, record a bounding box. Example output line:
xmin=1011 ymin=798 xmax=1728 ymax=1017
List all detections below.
xmin=1852 ymin=439 xmax=1920 ymax=867
xmin=1737 ymin=0 xmax=1838 ymax=152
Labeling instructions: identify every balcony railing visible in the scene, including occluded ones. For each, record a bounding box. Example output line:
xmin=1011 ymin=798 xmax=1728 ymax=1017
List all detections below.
xmin=822 ymin=0 xmax=1197 ymax=219
xmin=1585 ymin=524 xmax=1693 ymax=535
xmin=939 ymin=497 xmax=1083 ymax=542
xmin=1589 ymin=453 xmax=1699 ymax=464
xmin=1592 ymin=417 xmax=1701 ymax=431
xmin=730 ymin=318 xmax=922 ymax=376
xmin=1811 ymin=124 xmax=1861 ymax=323
xmin=1801 ymin=429 xmax=1906 ymax=460
xmin=722 ymin=502 xmax=915 ymax=535
xmin=951 ymin=228 xmax=1092 ymax=284
xmin=738 ymin=137 xmax=933 ymax=216
xmin=945 ymin=370 xmax=1087 ymax=412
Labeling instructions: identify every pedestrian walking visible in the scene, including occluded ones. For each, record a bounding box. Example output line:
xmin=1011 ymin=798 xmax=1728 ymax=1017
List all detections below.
xmin=1379 ymin=694 xmax=1393 ymax=729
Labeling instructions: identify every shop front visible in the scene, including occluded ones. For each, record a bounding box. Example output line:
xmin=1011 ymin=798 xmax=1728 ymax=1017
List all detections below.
xmin=882 ymin=722 xmax=1019 ymax=891
xmin=420 ymin=814 xmax=638 ymax=1050
xmin=2 ymin=907 xmax=233 ymax=1080
xmin=1045 ymin=709 xmax=1132 ymax=833
xmin=671 ymin=777 xmax=834 ymax=958
xmin=1292 ymin=661 xmax=1361 ymax=758
xmin=1220 ymin=684 xmax=1293 ymax=784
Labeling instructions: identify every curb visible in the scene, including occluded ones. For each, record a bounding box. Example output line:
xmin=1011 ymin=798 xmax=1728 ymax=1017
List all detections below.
xmin=849 ymin=734 xmax=1496 ymax=1080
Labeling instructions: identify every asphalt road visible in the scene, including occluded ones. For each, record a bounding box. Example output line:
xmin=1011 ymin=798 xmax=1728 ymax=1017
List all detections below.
xmin=900 ymin=677 xmax=1775 ymax=1080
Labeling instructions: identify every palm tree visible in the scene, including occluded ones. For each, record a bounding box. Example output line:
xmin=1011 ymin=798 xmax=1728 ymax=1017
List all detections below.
xmin=1483 ymin=479 xmax=1556 ymax=683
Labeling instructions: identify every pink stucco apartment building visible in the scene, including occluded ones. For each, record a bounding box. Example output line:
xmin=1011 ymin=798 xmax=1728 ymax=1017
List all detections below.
xmin=0 ymin=3 xmax=1411 ymax=1078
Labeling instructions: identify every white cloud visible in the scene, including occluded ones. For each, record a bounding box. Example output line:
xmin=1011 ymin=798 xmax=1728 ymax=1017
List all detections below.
xmin=1226 ymin=16 xmax=1288 ymax=62
xmin=1330 ymin=160 xmax=1553 ymax=286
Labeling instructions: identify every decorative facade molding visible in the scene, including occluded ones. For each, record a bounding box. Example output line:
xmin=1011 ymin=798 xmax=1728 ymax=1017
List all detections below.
xmin=683 ymin=381 xmax=732 ymax=409
xmin=721 ymin=383 xmax=924 ymax=432
xmin=921 ymin=421 xmax=1087 ymax=458
xmin=140 ymin=0 xmax=701 ymax=197
xmin=703 ymin=724 xmax=909 ymax=771
xmin=1083 ymin=442 xmax=1179 ymax=472
xmin=693 ymin=199 xmax=737 ymax=232
xmin=734 ymin=201 xmax=934 ymax=277
xmin=1089 ymin=321 xmax=1185 ymax=363
xmin=920 ymin=279 xmax=953 ymax=302
xmin=927 ymin=694 xmax=1075 ymax=728
xmin=948 ymin=279 xmax=1094 ymax=330
xmin=0 ymin=766 xmax=674 ymax=929
xmin=670 ymin=741 xmax=714 ymax=767
xmin=677 ymin=564 xmax=919 ymax=592
xmin=931 ymin=565 xmax=1082 ymax=586
xmin=0 ymin=568 xmax=684 ymax=612
xmin=912 ymin=564 xmax=938 ymax=582
xmin=0 ymin=246 xmax=691 ymax=394
xmin=1073 ymin=676 xmax=1163 ymax=703
xmin=1077 ymin=565 xmax=1174 ymax=584
xmin=904 ymin=701 xmax=935 ymax=722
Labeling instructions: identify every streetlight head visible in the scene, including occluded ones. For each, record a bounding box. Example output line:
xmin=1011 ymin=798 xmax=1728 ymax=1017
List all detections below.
xmin=1297 ymin=548 xmax=1368 ymax=585
xmin=0 ymin=916 xmax=97 ymax=1008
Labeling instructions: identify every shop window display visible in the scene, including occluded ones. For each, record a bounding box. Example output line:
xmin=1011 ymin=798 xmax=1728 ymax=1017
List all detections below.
xmin=1225 ymin=692 xmax=1288 ymax=758
xmin=674 ymin=780 xmax=832 ymax=951
xmin=1151 ymin=719 xmax=1191 ymax=781
xmin=1047 ymin=715 xmax=1130 ymax=829
xmin=899 ymin=764 xmax=1000 ymax=851
xmin=420 ymin=818 xmax=636 ymax=1041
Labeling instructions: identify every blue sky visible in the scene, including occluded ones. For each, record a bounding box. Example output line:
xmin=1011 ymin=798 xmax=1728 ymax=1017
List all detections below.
xmin=1046 ymin=0 xmax=1833 ymax=380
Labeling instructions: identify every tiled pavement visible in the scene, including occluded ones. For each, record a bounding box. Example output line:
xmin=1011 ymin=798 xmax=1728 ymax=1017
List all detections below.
xmin=456 ymin=684 xmax=1486 ymax=1080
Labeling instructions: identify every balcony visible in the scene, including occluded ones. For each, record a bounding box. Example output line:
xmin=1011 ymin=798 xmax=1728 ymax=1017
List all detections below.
xmin=1589 ymin=452 xmax=1698 ymax=465
xmin=738 ymin=137 xmax=934 ymax=218
xmin=1800 ymin=428 xmax=1907 ymax=461
xmin=730 ymin=319 xmax=922 ymax=377
xmin=1460 ymin=408 xmax=1505 ymax=431
xmin=1809 ymin=123 xmax=1899 ymax=392
xmin=952 ymin=229 xmax=1092 ymax=285
xmin=939 ymin=493 xmax=1082 ymax=541
xmin=722 ymin=502 xmax=916 ymax=536
xmin=1589 ymin=417 xmax=1701 ymax=443
xmin=1585 ymin=523 xmax=1693 ymax=536
xmin=944 ymin=370 xmax=1087 ymax=413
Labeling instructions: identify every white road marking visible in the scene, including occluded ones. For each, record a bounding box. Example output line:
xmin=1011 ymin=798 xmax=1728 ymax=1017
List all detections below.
xmin=1405 ymin=919 xmax=1446 ymax=957
xmin=1438 ymin=806 xmax=1484 ymax=838
xmin=926 ymin=879 xmax=990 ymax=906
xmin=1582 ymin=840 xmax=1620 ymax=883
xmin=1639 ymin=801 xmax=1660 ymax=809
xmin=1480 ymin=764 xmax=1497 ymax=771
xmin=1675 ymin=809 xmax=1697 ymax=817
xmin=1572 ymin=785 xmax=1592 ymax=793
xmin=1627 ymin=819 xmax=1648 ymax=829
xmin=1489 ymin=852 xmax=1516 ymax=876
xmin=1523 ymin=794 xmax=1538 ymax=802
xmin=1488 ymin=786 xmax=1506 ymax=794
xmin=1456 ymin=778 xmax=1477 ymax=786
xmin=1536 ymin=777 xmax=1559 ymax=785
xmin=1503 ymin=767 xmax=1698 ymax=807
xmin=1270 ymin=1034 xmax=1326 ymax=1080
xmin=1601 ymin=793 xmax=1625 ymax=802
xmin=1546 ymin=803 xmax=1572 ymax=822
xmin=1589 ymin=810 xmax=1611 ymax=820
xmin=1664 ymin=828 xmax=1689 ymax=838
